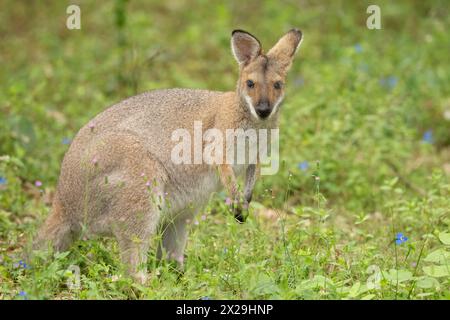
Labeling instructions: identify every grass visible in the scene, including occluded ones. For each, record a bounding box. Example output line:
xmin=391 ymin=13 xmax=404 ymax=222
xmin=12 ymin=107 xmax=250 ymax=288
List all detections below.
xmin=0 ymin=0 xmax=449 ymax=299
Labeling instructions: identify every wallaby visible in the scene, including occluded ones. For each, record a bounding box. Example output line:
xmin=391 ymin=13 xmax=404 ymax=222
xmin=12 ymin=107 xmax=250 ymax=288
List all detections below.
xmin=34 ymin=29 xmax=303 ymax=283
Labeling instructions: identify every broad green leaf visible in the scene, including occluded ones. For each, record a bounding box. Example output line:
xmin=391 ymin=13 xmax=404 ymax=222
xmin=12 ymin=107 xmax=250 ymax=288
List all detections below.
xmin=54 ymin=251 xmax=70 ymax=260
xmin=382 ymin=269 xmax=413 ymax=283
xmin=416 ymin=293 xmax=436 ymax=298
xmin=300 ymin=275 xmax=334 ymax=289
xmin=423 ymin=265 xmax=450 ymax=278
xmin=438 ymin=232 xmax=450 ymax=245
xmin=251 ymin=273 xmax=279 ymax=296
xmin=348 ymin=281 xmax=361 ymax=298
xmin=423 ymin=248 xmax=450 ymax=264
xmin=415 ymin=277 xmax=440 ymax=289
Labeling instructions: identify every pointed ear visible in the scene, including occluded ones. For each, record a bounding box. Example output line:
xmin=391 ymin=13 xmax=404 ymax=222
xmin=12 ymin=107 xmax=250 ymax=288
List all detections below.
xmin=231 ymin=30 xmax=262 ymax=65
xmin=267 ymin=29 xmax=302 ymax=71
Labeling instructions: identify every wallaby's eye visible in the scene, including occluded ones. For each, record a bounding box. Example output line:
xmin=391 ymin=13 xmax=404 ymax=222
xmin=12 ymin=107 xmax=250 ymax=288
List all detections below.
xmin=246 ymin=80 xmax=255 ymax=88
xmin=274 ymin=81 xmax=283 ymax=90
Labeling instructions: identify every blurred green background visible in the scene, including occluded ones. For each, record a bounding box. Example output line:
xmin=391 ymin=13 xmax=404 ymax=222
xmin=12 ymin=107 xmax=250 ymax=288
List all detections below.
xmin=0 ymin=0 xmax=449 ymax=299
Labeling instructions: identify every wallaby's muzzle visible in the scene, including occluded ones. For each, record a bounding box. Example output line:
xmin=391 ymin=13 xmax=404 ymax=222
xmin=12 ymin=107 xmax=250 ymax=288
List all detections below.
xmin=255 ymin=101 xmax=271 ymax=119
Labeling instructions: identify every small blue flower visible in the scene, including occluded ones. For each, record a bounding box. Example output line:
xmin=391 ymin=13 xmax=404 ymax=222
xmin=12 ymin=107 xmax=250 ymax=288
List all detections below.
xmin=200 ymin=296 xmax=212 ymax=300
xmin=0 ymin=177 xmax=6 ymax=185
xmin=422 ymin=130 xmax=433 ymax=144
xmin=380 ymin=76 xmax=398 ymax=89
xmin=358 ymin=63 xmax=369 ymax=72
xmin=62 ymin=137 xmax=72 ymax=145
xmin=387 ymin=76 xmax=398 ymax=88
xmin=298 ymin=161 xmax=309 ymax=171
xmin=354 ymin=43 xmax=363 ymax=53
xmin=293 ymin=76 xmax=304 ymax=87
xmin=14 ymin=260 xmax=29 ymax=269
xmin=395 ymin=232 xmax=408 ymax=245
xmin=18 ymin=291 xmax=28 ymax=299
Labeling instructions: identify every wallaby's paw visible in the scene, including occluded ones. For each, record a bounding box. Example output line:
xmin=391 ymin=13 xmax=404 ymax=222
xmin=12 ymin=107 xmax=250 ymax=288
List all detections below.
xmin=224 ymin=194 xmax=249 ymax=223
xmin=230 ymin=199 xmax=249 ymax=223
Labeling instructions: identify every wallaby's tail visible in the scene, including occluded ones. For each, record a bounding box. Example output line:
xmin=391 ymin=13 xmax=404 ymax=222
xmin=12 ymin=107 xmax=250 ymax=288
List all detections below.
xmin=33 ymin=196 xmax=74 ymax=252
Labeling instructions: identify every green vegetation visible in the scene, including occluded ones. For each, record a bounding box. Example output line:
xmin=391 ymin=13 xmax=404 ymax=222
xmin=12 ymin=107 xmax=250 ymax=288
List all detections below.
xmin=0 ymin=0 xmax=449 ymax=299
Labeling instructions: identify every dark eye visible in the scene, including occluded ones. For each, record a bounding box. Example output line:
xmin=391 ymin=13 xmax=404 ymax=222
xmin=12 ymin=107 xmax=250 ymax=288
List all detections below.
xmin=274 ymin=81 xmax=283 ymax=90
xmin=246 ymin=80 xmax=255 ymax=88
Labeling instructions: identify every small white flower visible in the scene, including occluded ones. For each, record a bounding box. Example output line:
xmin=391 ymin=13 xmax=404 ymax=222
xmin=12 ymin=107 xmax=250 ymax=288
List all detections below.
xmin=111 ymin=275 xmax=120 ymax=282
xmin=444 ymin=110 xmax=450 ymax=121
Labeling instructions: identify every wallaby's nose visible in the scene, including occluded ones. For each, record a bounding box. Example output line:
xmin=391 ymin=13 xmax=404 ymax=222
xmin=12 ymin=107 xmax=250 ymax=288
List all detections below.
xmin=255 ymin=101 xmax=271 ymax=119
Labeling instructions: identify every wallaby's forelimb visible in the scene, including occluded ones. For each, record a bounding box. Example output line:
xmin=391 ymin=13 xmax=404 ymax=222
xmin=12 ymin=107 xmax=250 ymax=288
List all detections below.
xmin=218 ymin=164 xmax=239 ymax=198
xmin=244 ymin=164 xmax=259 ymax=204
xmin=218 ymin=164 xmax=248 ymax=222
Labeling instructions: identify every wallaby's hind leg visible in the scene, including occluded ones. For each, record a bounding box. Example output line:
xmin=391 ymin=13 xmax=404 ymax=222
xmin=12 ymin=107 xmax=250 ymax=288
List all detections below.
xmin=114 ymin=206 xmax=160 ymax=284
xmin=116 ymin=233 xmax=151 ymax=284
xmin=157 ymin=213 xmax=192 ymax=266
xmin=33 ymin=196 xmax=76 ymax=252
xmin=110 ymin=175 xmax=164 ymax=284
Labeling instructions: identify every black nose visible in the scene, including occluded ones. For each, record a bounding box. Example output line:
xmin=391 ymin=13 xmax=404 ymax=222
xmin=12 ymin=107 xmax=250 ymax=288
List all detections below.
xmin=255 ymin=102 xmax=271 ymax=119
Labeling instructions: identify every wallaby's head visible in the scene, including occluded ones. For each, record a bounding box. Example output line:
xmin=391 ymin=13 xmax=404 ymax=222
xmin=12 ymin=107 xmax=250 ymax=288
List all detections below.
xmin=231 ymin=29 xmax=302 ymax=120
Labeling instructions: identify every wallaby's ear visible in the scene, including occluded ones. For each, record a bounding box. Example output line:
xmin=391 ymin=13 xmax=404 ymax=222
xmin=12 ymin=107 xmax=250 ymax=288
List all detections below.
xmin=231 ymin=30 xmax=262 ymax=65
xmin=267 ymin=29 xmax=302 ymax=71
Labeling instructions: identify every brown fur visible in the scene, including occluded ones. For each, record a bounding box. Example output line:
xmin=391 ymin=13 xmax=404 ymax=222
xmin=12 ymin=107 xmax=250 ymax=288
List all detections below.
xmin=34 ymin=29 xmax=302 ymax=283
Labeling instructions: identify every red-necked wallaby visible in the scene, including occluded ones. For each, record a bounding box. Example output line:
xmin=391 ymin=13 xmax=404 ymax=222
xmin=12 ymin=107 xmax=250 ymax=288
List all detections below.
xmin=34 ymin=29 xmax=303 ymax=283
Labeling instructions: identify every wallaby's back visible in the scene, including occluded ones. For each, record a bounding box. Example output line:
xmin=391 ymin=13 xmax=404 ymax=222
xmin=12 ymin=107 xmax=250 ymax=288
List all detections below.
xmin=74 ymin=88 xmax=231 ymax=163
